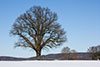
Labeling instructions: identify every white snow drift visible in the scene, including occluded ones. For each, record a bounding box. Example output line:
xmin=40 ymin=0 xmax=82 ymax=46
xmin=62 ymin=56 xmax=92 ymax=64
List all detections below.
xmin=0 ymin=61 xmax=100 ymax=67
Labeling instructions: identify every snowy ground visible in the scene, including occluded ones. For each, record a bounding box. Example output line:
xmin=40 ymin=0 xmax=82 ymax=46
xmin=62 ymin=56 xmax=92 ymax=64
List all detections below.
xmin=0 ymin=60 xmax=100 ymax=67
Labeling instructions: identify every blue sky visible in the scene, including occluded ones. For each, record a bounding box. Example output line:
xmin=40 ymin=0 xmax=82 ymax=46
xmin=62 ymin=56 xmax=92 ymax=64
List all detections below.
xmin=0 ymin=0 xmax=100 ymax=58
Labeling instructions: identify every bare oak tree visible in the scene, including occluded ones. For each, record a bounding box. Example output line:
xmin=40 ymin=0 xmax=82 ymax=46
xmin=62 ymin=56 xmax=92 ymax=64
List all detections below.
xmin=10 ymin=6 xmax=66 ymax=59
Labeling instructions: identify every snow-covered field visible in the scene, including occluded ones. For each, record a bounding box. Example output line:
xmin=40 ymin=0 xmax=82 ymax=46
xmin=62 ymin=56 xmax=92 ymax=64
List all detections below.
xmin=0 ymin=61 xmax=100 ymax=67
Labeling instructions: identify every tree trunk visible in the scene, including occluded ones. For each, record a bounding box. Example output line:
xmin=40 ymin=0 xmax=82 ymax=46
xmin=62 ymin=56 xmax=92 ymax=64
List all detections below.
xmin=36 ymin=50 xmax=41 ymax=60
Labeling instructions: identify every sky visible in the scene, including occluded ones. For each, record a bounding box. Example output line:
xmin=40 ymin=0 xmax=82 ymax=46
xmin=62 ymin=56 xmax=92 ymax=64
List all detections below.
xmin=0 ymin=0 xmax=100 ymax=58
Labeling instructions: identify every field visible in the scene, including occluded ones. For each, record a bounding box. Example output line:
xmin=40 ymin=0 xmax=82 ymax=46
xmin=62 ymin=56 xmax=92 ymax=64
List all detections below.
xmin=0 ymin=61 xmax=100 ymax=67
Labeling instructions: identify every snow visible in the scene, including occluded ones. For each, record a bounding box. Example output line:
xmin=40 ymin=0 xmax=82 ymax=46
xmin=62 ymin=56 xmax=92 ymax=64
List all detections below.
xmin=0 ymin=60 xmax=100 ymax=67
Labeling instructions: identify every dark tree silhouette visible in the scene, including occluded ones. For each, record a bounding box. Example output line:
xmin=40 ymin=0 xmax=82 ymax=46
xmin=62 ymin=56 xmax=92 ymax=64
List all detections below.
xmin=10 ymin=6 xmax=66 ymax=59
xmin=88 ymin=45 xmax=100 ymax=60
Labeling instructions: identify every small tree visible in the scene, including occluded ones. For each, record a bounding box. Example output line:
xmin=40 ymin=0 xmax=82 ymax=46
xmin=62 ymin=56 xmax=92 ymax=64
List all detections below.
xmin=61 ymin=47 xmax=70 ymax=60
xmin=61 ymin=47 xmax=77 ymax=60
xmin=10 ymin=6 xmax=66 ymax=59
xmin=61 ymin=47 xmax=70 ymax=54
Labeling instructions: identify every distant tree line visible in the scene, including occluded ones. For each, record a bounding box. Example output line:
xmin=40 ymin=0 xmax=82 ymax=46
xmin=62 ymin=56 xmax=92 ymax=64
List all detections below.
xmin=61 ymin=45 xmax=100 ymax=60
